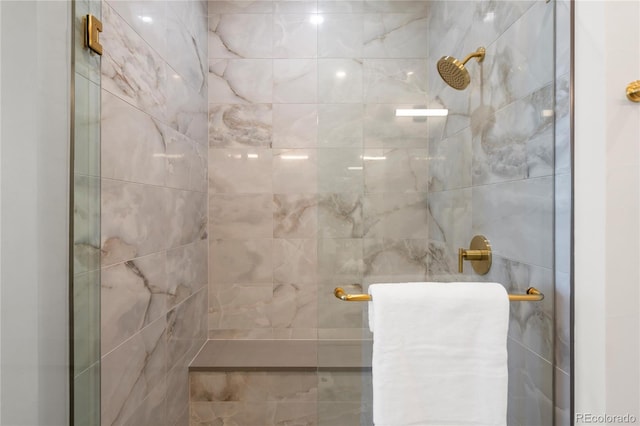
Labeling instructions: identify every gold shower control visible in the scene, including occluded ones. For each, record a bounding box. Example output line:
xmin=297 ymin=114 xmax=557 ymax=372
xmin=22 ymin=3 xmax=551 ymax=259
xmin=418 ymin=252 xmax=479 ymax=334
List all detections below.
xmin=85 ymin=14 xmax=103 ymax=56
xmin=458 ymin=235 xmax=492 ymax=275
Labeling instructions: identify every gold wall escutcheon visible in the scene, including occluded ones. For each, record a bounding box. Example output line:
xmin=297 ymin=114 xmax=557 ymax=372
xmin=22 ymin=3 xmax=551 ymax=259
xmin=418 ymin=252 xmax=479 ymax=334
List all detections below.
xmin=626 ymin=80 xmax=640 ymax=102
xmin=85 ymin=14 xmax=103 ymax=56
xmin=458 ymin=235 xmax=492 ymax=275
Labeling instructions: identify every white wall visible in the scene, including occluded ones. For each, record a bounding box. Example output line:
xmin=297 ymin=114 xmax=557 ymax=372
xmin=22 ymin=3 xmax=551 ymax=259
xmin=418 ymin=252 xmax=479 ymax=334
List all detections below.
xmin=575 ymin=0 xmax=640 ymax=421
xmin=0 ymin=1 xmax=70 ymax=425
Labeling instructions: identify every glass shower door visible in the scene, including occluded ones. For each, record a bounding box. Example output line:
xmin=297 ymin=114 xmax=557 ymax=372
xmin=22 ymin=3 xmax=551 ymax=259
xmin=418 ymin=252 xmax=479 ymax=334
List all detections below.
xmin=72 ymin=0 xmax=102 ymax=424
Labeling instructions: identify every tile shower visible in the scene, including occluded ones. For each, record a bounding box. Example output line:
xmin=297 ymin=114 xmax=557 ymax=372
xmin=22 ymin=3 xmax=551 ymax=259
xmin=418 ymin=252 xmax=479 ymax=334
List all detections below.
xmin=97 ymin=0 xmax=570 ymax=425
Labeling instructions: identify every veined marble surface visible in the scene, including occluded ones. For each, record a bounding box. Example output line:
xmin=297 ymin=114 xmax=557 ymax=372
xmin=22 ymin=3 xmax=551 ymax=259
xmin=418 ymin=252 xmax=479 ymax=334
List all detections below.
xmin=101 ymin=2 xmax=208 ymax=425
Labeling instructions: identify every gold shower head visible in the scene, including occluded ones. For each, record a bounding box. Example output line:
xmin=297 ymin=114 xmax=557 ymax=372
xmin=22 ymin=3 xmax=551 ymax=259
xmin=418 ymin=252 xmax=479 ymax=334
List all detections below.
xmin=437 ymin=47 xmax=486 ymax=90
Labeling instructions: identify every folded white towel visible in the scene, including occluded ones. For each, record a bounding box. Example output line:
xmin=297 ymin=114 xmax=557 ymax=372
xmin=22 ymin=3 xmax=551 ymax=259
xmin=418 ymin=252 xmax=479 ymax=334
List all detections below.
xmin=368 ymin=282 xmax=509 ymax=426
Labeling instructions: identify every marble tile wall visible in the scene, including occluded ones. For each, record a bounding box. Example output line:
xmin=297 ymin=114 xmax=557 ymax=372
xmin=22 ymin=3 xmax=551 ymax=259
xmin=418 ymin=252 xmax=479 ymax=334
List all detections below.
xmin=100 ymin=1 xmax=209 ymax=425
xmin=189 ymin=370 xmax=372 ymax=425
xmin=425 ymin=1 xmax=562 ymax=425
xmin=207 ymin=0 xmax=431 ymax=341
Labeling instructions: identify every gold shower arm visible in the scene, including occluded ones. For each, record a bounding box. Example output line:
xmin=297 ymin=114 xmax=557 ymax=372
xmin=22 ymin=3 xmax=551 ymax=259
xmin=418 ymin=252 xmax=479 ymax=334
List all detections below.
xmin=333 ymin=286 xmax=544 ymax=302
xmin=461 ymin=47 xmax=486 ymax=65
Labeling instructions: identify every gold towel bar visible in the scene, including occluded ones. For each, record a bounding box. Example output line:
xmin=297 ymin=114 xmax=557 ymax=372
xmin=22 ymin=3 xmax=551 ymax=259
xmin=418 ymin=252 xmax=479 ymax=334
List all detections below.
xmin=333 ymin=286 xmax=544 ymax=302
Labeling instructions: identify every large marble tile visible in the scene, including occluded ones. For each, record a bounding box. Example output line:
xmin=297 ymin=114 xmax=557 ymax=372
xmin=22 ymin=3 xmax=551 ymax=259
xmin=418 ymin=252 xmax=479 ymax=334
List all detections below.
xmin=317 ymin=149 xmax=364 ymax=193
xmin=426 ymin=188 xmax=472 ymax=276
xmin=101 ymin=252 xmax=169 ymax=355
xmin=318 ymin=59 xmax=363 ymax=103
xmin=507 ymin=339 xmax=553 ymax=426
xmin=273 ymin=402 xmax=318 ymax=425
xmin=191 ymin=371 xmax=317 ymax=402
xmin=471 ymin=177 xmax=554 ymax=269
xmin=273 ymin=59 xmax=318 ymax=103
xmin=472 ymin=83 xmax=554 ymax=185
xmin=101 ymin=179 xmax=169 ymax=266
xmin=362 ymin=193 xmax=429 ymax=238
xmin=122 ymin=383 xmax=167 ymax=426
xmin=209 ymin=239 xmax=273 ymax=284
xmin=428 ymin=127 xmax=472 ymax=192
xmin=363 ymin=1 xmax=427 ymax=14
xmin=363 ymin=13 xmax=428 ymax=58
xmin=273 ymin=104 xmax=318 ymax=148
xmin=318 ymin=238 xmax=364 ymax=281
xmin=209 ymin=194 xmax=274 ymax=238
xmin=318 ymin=14 xmax=363 ymax=58
xmin=209 ymin=284 xmax=273 ymax=330
xmin=190 ymin=402 xmax=277 ymax=425
xmin=485 ymin=256 xmax=554 ymax=363
xmin=485 ymin=1 xmax=554 ymax=111
xmin=363 ymin=148 xmax=428 ymax=193
xmin=166 ymin=288 xmax=208 ymax=368
xmin=208 ymin=328 xmax=275 ymax=340
xmin=362 ymin=238 xmax=429 ymax=285
xmin=167 ymin=349 xmax=200 ymax=425
xmin=317 ymin=193 xmax=364 ymax=238
xmin=271 ymin=282 xmax=318 ymax=329
xmin=102 ymin=3 xmax=167 ymax=122
xmin=166 ymin=1 xmax=208 ymax=92
xmin=209 ymin=14 xmax=273 ymax=59
xmin=166 ymin=240 xmax=208 ymax=310
xmin=317 ymin=104 xmax=363 ymax=148
xmin=318 ymin=1 xmax=363 ymax=14
xmin=273 ymin=194 xmax=318 ymax=238
xmin=208 ymin=1 xmax=274 ymax=14
xmin=165 ymin=70 xmax=208 ymax=145
xmin=318 ymin=402 xmax=371 ymax=426
xmin=209 ymin=148 xmax=273 ymax=193
xmin=209 ymin=59 xmax=273 ymax=103
xmin=425 ymin=240 xmax=457 ymax=279
xmin=318 ymin=371 xmax=371 ymax=402
xmin=363 ymin=104 xmax=428 ymax=148
xmin=274 ymin=14 xmax=318 ymax=58
xmin=101 ymin=316 xmax=166 ymax=426
xmin=273 ymin=149 xmax=318 ymax=193
xmin=163 ymin=124 xmax=207 ymax=192
xmin=363 ymin=59 xmax=427 ymax=103
xmin=208 ymin=104 xmax=273 ymax=148
xmin=165 ymin=188 xmax=207 ymax=248
xmin=273 ymin=1 xmax=318 ymax=14
xmin=95 ymin=102 xmax=149 ymax=181
xmin=107 ymin=0 xmax=168 ymax=60
xmin=274 ymin=239 xmax=317 ymax=285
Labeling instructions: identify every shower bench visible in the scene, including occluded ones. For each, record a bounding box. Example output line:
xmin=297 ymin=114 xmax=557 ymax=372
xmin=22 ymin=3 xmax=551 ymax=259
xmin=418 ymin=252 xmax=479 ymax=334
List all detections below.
xmin=188 ymin=340 xmax=373 ymax=425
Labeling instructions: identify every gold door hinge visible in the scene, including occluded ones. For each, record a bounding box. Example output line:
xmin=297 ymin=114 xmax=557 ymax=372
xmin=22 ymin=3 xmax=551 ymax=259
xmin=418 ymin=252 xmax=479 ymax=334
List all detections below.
xmin=84 ymin=14 xmax=103 ymax=56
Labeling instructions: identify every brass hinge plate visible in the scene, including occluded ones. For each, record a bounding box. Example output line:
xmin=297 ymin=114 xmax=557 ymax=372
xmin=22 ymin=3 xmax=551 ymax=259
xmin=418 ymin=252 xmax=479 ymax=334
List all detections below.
xmin=84 ymin=14 xmax=103 ymax=56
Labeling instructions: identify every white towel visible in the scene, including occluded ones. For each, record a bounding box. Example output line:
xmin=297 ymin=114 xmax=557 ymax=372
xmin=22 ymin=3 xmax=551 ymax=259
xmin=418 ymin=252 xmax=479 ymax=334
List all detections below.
xmin=368 ymin=282 xmax=509 ymax=426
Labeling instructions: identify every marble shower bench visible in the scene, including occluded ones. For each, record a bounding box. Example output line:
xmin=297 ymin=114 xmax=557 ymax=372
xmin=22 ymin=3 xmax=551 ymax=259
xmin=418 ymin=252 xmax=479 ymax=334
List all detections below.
xmin=188 ymin=340 xmax=373 ymax=425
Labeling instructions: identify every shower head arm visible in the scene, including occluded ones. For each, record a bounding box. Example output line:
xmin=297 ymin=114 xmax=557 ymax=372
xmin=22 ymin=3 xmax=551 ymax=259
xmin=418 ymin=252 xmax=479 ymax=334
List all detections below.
xmin=461 ymin=47 xmax=486 ymax=65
